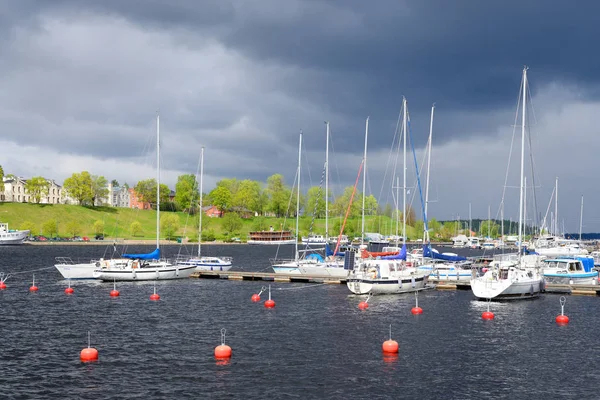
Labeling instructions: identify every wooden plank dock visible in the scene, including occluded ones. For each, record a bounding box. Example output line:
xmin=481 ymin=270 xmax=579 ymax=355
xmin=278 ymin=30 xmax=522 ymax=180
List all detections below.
xmin=190 ymin=271 xmax=600 ymax=296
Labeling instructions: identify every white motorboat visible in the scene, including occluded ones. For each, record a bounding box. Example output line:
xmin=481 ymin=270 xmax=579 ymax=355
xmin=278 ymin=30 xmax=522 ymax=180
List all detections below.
xmin=0 ymin=223 xmax=29 ymax=245
xmin=55 ymin=257 xmax=104 ymax=279
xmin=346 ymin=257 xmax=429 ymax=295
xmin=301 ymin=234 xmax=327 ymax=245
xmin=419 ymin=260 xmax=475 ymax=283
xmin=542 ymin=257 xmax=598 ymax=285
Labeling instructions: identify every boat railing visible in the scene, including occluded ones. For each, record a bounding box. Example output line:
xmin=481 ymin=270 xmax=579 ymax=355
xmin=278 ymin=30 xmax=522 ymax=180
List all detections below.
xmin=55 ymin=256 xmax=75 ymax=264
xmin=269 ymin=258 xmax=296 ymax=266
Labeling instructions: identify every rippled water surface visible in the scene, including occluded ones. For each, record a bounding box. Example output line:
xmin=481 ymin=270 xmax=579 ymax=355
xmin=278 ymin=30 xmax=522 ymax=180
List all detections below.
xmin=0 ymin=244 xmax=598 ymax=399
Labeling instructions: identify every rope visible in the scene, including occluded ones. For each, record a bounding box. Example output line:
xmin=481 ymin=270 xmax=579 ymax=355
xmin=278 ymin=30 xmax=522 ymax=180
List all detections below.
xmin=1 ymin=266 xmax=56 ymax=281
xmin=275 ymin=283 xmax=324 ymax=290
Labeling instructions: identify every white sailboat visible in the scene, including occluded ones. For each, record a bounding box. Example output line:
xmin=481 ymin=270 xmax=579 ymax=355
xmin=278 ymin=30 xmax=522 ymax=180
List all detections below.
xmin=347 ymin=102 xmax=429 ymax=295
xmin=470 ymin=67 xmax=544 ymax=300
xmin=0 ymin=222 xmax=29 ymax=245
xmin=176 ymin=147 xmax=232 ymax=272
xmin=92 ymin=115 xmax=196 ymax=281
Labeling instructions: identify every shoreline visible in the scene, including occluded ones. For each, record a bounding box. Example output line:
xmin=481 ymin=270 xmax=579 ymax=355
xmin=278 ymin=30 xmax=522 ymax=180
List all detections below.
xmin=23 ymin=240 xmax=455 ymax=246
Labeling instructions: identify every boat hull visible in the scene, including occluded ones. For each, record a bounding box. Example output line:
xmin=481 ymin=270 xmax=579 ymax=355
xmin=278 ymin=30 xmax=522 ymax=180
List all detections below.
xmin=298 ymin=264 xmax=349 ymax=278
xmin=248 ymin=239 xmax=296 ymax=245
xmin=93 ymin=265 xmax=196 ymax=281
xmin=346 ymin=274 xmax=428 ymax=295
xmin=471 ymin=277 xmax=544 ymax=300
xmin=543 ymin=272 xmax=598 ymax=285
xmin=0 ymin=230 xmax=29 ymax=245
xmin=55 ymin=262 xmax=97 ymax=279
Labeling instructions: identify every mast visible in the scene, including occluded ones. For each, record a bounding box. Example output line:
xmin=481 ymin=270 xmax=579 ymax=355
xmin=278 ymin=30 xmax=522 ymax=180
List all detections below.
xmin=402 ymin=97 xmax=407 ymax=244
xmin=488 ymin=205 xmax=491 ymax=239
xmin=156 ymin=114 xmax=160 ymax=251
xmin=361 ymin=117 xmax=369 ymax=247
xmin=524 ymin=176 xmax=527 ymax=239
xmin=469 ymin=202 xmax=472 ymax=237
xmin=501 ymin=202 xmax=504 ymax=247
xmin=579 ymin=195 xmax=584 ymax=241
xmin=424 ymin=104 xmax=434 ymax=242
xmin=295 ymin=131 xmax=302 ymax=261
xmin=395 ymin=176 xmax=400 ymax=245
xmin=518 ymin=66 xmax=527 ymax=255
xmin=554 ymin=177 xmax=558 ymax=236
xmin=198 ymin=146 xmax=205 ymax=257
xmin=325 ymin=121 xmax=330 ymax=239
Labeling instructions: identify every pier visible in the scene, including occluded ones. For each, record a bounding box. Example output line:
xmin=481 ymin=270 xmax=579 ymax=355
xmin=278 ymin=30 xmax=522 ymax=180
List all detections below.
xmin=190 ymin=271 xmax=600 ymax=296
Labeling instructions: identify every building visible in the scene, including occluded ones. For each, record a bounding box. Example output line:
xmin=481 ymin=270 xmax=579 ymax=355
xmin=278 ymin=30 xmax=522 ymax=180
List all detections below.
xmin=102 ymin=183 xmax=131 ymax=207
xmin=1 ymin=177 xmax=29 ymax=203
xmin=203 ymin=205 xmax=222 ymax=218
xmin=129 ymin=188 xmax=151 ymax=210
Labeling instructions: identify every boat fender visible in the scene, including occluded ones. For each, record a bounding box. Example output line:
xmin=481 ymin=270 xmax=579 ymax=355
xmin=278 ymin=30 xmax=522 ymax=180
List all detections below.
xmin=406 ymin=262 xmax=412 ymax=267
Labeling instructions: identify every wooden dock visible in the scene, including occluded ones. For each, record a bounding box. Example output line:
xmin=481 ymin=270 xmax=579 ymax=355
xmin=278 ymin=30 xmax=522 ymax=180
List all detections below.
xmin=190 ymin=271 xmax=600 ymax=296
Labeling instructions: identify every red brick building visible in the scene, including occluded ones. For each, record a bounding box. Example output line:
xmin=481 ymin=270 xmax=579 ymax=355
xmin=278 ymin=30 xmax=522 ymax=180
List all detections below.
xmin=129 ymin=188 xmax=151 ymax=210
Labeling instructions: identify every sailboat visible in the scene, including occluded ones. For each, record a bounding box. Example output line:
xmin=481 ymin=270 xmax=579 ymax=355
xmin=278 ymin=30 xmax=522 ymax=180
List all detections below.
xmin=347 ymin=102 xmax=429 ymax=295
xmin=92 ymin=115 xmax=196 ymax=281
xmin=176 ymin=147 xmax=233 ymax=272
xmin=470 ymin=67 xmax=544 ymax=300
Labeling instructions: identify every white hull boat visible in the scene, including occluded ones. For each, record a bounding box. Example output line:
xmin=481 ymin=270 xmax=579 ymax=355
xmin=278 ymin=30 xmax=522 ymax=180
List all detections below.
xmin=93 ymin=259 xmax=196 ymax=281
xmin=178 ymin=256 xmax=233 ymax=272
xmin=470 ymin=264 xmax=544 ymax=300
xmin=346 ymin=258 xmax=429 ymax=295
xmin=54 ymin=257 xmax=102 ymax=279
xmin=542 ymin=257 xmax=598 ymax=285
xmin=248 ymin=239 xmax=296 ymax=245
xmin=0 ymin=223 xmax=29 ymax=245
xmin=298 ymin=262 xmax=348 ymax=278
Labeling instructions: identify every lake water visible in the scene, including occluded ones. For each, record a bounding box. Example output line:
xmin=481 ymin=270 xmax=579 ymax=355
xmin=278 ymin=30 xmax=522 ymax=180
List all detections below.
xmin=0 ymin=244 xmax=598 ymax=399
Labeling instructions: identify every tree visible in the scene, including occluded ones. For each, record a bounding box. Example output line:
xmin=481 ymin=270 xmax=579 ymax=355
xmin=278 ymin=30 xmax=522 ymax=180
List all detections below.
xmin=255 ymin=190 xmax=269 ymax=216
xmin=252 ymin=217 xmax=269 ymax=231
xmin=63 ymin=171 xmax=93 ymax=205
xmin=208 ymin=185 xmax=232 ymax=217
xmin=130 ymin=221 xmax=142 ymax=237
xmin=174 ymin=174 xmax=199 ymax=212
xmin=20 ymin=221 xmax=37 ymax=236
xmin=91 ymin=175 xmax=109 ymax=205
xmin=305 ymin=186 xmax=326 ymax=218
xmin=364 ymin=194 xmax=378 ymax=216
xmin=383 ymin=203 xmax=393 ymax=218
xmin=401 ymin=205 xmax=416 ymax=226
xmin=25 ymin=176 xmax=50 ymax=203
xmin=217 ymin=178 xmax=240 ymax=198
xmin=42 ymin=219 xmax=58 ymax=237
xmin=160 ymin=213 xmax=180 ymax=240
xmin=222 ymin=212 xmax=243 ymax=234
xmin=480 ymin=220 xmax=499 ymax=238
xmin=111 ymin=179 xmax=119 ymax=187
xmin=0 ymin=165 xmax=4 ymax=192
xmin=266 ymin=174 xmax=290 ymax=218
xmin=93 ymin=220 xmax=105 ymax=235
xmin=134 ymin=179 xmax=170 ymax=209
xmin=332 ymin=187 xmax=361 ymax=218
xmin=233 ymin=179 xmax=261 ymax=213
xmin=65 ymin=220 xmax=82 ymax=238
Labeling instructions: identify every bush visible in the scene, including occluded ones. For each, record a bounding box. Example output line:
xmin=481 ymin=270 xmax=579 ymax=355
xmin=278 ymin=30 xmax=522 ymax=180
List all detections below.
xmin=202 ymin=229 xmax=216 ymax=242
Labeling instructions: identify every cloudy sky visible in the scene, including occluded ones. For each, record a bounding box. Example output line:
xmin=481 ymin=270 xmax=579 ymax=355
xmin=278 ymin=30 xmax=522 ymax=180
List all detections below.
xmin=1 ymin=1 xmax=599 ymax=232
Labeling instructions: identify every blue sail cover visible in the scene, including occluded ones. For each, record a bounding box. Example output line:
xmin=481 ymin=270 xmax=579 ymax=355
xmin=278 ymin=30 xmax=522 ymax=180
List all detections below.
xmin=423 ymin=245 xmax=467 ymax=262
xmin=123 ymin=248 xmax=160 ymax=260
xmin=326 ymin=243 xmax=345 ymax=257
xmin=382 ymin=244 xmax=407 ymax=260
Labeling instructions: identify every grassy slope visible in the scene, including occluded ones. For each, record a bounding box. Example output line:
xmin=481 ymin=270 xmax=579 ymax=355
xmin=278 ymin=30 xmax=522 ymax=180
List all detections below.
xmin=0 ymin=203 xmax=419 ymax=241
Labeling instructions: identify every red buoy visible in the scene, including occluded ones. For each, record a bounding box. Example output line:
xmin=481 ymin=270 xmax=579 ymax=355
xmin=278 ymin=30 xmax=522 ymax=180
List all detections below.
xmin=150 ymin=293 xmax=160 ymax=301
xmin=0 ymin=281 xmax=6 ymax=290
xmin=251 ymin=293 xmax=260 ymax=302
xmin=80 ymin=332 xmax=99 ymax=362
xmin=382 ymin=339 xmax=399 ymax=354
xmin=264 ymin=299 xmax=275 ymax=308
xmin=110 ymin=289 xmax=120 ymax=297
xmin=29 ymin=285 xmax=39 ymax=292
xmin=65 ymin=287 xmax=74 ymax=295
xmin=556 ymin=314 xmax=569 ymax=325
xmin=215 ymin=328 xmax=232 ymax=362
xmin=482 ymin=311 xmax=495 ymax=320
xmin=411 ymin=306 xmax=423 ymax=315
xmin=358 ymin=301 xmax=369 ymax=310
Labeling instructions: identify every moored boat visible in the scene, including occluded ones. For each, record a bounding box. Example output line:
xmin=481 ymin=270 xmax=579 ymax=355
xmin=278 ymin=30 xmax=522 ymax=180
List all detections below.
xmin=542 ymin=256 xmax=598 ymax=285
xmin=0 ymin=223 xmax=29 ymax=245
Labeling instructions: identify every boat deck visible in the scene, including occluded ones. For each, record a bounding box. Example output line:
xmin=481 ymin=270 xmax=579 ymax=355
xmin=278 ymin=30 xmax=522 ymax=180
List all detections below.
xmin=190 ymin=271 xmax=600 ymax=295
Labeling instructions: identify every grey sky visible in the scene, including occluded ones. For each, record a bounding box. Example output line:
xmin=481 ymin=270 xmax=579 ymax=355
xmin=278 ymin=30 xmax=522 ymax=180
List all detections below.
xmin=1 ymin=1 xmax=599 ymax=232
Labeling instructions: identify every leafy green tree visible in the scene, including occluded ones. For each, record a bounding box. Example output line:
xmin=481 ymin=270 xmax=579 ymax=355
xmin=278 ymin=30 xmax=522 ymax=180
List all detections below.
xmin=202 ymin=229 xmax=216 ymax=242
xmin=25 ymin=176 xmax=50 ymax=203
xmin=42 ymin=219 xmax=58 ymax=237
xmin=65 ymin=220 xmax=82 ymax=238
xmin=134 ymin=179 xmax=170 ymax=209
xmin=222 ymin=212 xmax=243 ymax=234
xmin=332 ymin=187 xmax=361 ymax=218
xmin=20 ymin=221 xmax=37 ymax=236
xmin=233 ymin=180 xmax=261 ymax=213
xmin=306 ymin=186 xmax=326 ymax=218
xmin=63 ymin=171 xmax=93 ymax=205
xmin=217 ymin=178 xmax=240 ymax=198
xmin=130 ymin=221 xmax=142 ymax=237
xmin=93 ymin=220 xmax=105 ymax=235
xmin=364 ymin=194 xmax=378 ymax=216
xmin=91 ymin=175 xmax=109 ymax=205
xmin=480 ymin=220 xmax=499 ymax=238
xmin=160 ymin=213 xmax=180 ymax=240
xmin=266 ymin=174 xmax=290 ymax=218
xmin=252 ymin=217 xmax=269 ymax=231
xmin=208 ymin=185 xmax=232 ymax=217
xmin=111 ymin=179 xmax=119 ymax=187
xmin=0 ymin=165 xmax=4 ymax=192
xmin=382 ymin=203 xmax=393 ymax=218
xmin=174 ymin=174 xmax=199 ymax=212
xmin=255 ymin=190 xmax=269 ymax=216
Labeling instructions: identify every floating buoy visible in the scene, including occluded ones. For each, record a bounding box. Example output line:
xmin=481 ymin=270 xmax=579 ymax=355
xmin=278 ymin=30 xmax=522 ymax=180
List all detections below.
xmin=358 ymin=293 xmax=371 ymax=310
xmin=29 ymin=275 xmax=38 ymax=292
xmin=0 ymin=281 xmax=6 ymax=290
xmin=80 ymin=331 xmax=99 ymax=362
xmin=411 ymin=291 xmax=423 ymax=314
xmin=482 ymin=298 xmax=495 ymax=320
xmin=556 ymin=296 xmax=569 ymax=325
xmin=65 ymin=279 xmax=74 ymax=295
xmin=149 ymin=281 xmax=160 ymax=301
xmin=382 ymin=324 xmax=399 ymax=354
xmin=264 ymin=285 xmax=275 ymax=308
xmin=214 ymin=328 xmax=232 ymax=361
xmin=109 ymin=279 xmax=120 ymax=297
xmin=251 ymin=286 xmax=266 ymax=303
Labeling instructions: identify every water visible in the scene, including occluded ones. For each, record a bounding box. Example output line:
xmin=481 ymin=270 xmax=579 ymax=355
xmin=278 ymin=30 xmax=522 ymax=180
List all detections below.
xmin=0 ymin=244 xmax=598 ymax=399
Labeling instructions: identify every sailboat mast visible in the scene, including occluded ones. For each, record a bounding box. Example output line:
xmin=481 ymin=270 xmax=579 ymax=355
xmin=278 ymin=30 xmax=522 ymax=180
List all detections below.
xmin=325 ymin=121 xmax=329 ymax=239
xmin=402 ymin=97 xmax=407 ymax=243
xmin=524 ymin=176 xmax=528 ymax=238
xmin=156 ymin=114 xmax=160 ymax=251
xmin=518 ymin=66 xmax=527 ymax=254
xmin=579 ymin=195 xmax=584 ymax=241
xmin=395 ymin=176 xmax=399 ymax=244
xmin=198 ymin=147 xmax=205 ymax=257
xmin=554 ymin=177 xmax=558 ymax=236
xmin=424 ymin=104 xmax=434 ymax=242
xmin=361 ymin=117 xmax=369 ymax=247
xmin=295 ymin=131 xmax=302 ymax=261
